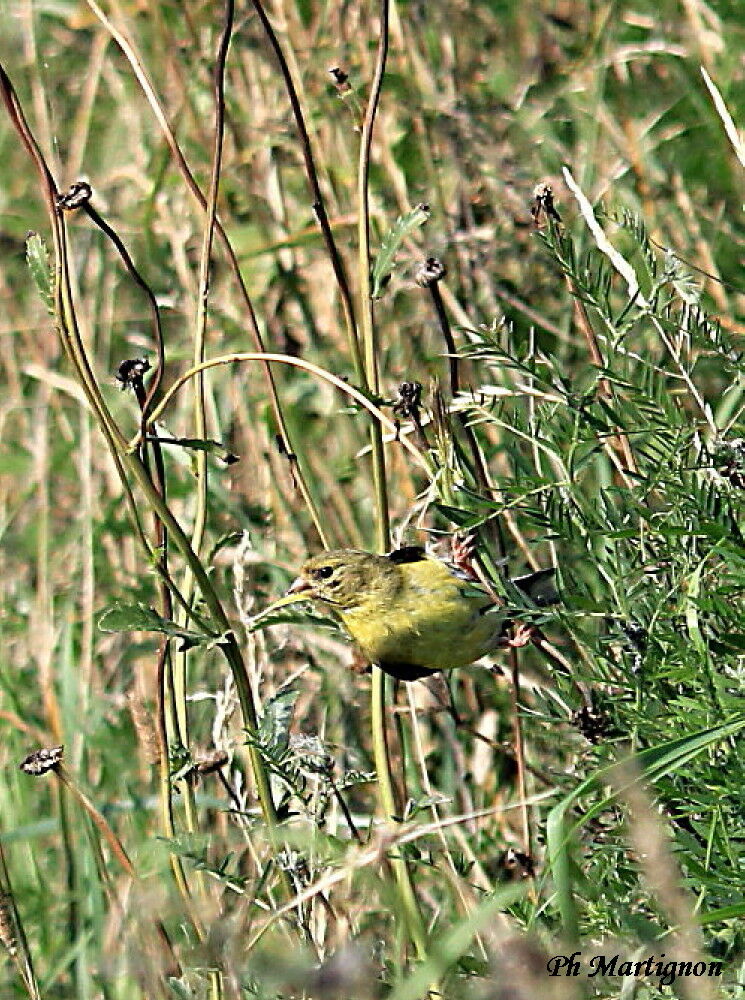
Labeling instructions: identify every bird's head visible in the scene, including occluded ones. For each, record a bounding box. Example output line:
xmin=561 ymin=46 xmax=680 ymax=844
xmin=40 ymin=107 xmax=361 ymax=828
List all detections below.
xmin=287 ymin=549 xmax=397 ymax=611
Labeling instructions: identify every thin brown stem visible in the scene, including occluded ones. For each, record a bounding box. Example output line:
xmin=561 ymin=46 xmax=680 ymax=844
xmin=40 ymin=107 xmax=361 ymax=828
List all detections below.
xmin=81 ymin=202 xmax=165 ymax=426
xmin=508 ymin=651 xmax=531 ymax=857
xmin=0 ymin=61 xmax=288 ymax=896
xmin=248 ymin=0 xmax=362 ymax=381
xmin=84 ymin=0 xmax=329 ymax=547
xmin=424 ymin=268 xmax=532 ymax=857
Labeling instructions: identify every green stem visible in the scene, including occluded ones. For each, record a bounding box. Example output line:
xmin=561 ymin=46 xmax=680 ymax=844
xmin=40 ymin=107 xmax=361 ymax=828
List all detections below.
xmin=138 ymin=352 xmax=428 ymax=471
xmin=119 ymin=448 xmax=280 ymax=830
xmin=0 ymin=53 xmax=293 ymax=914
xmin=371 ymin=669 xmax=429 ymax=960
xmin=357 ymin=0 xmax=391 ymax=551
xmin=356 ymin=0 xmax=430 ymax=970
xmin=167 ymin=0 xmax=235 ymax=903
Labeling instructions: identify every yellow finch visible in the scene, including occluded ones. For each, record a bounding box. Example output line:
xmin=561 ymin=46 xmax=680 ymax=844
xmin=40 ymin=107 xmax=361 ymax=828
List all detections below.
xmin=278 ymin=546 xmax=555 ymax=681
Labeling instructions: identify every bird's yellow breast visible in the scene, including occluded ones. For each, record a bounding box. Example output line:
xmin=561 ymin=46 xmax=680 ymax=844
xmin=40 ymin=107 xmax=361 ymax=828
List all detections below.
xmin=339 ymin=556 xmax=501 ymax=671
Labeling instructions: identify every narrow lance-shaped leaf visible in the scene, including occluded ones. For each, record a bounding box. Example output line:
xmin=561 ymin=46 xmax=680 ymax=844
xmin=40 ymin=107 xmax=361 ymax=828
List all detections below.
xmin=148 ymin=434 xmax=239 ymax=465
xmin=371 ymin=203 xmax=430 ymax=299
xmin=26 ymin=232 xmax=54 ymax=315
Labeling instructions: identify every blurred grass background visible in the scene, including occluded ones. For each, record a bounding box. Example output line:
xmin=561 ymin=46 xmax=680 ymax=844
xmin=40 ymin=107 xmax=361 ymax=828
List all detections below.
xmin=0 ymin=0 xmax=744 ymax=997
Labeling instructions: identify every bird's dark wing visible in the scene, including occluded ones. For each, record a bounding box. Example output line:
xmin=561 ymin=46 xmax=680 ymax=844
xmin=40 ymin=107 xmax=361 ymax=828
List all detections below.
xmin=386 ymin=546 xmax=427 ymax=565
xmin=509 ymin=567 xmax=559 ymax=607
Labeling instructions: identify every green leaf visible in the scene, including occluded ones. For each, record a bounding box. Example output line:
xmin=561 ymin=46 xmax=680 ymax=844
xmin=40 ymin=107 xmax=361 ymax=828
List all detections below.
xmin=371 ymin=203 xmax=430 ymax=299
xmin=387 ymin=882 xmax=527 ymax=1000
xmin=336 ymin=768 xmax=376 ymax=791
xmin=257 ymin=686 xmax=298 ymax=756
xmin=545 ymin=717 xmax=745 ymax=940
xmin=152 ymin=435 xmax=239 ymax=465
xmin=248 ymin=595 xmax=338 ymax=633
xmin=97 ymin=601 xmax=214 ymax=650
xmin=26 ymin=232 xmax=54 ymax=314
xmin=697 ymin=902 xmax=745 ymax=925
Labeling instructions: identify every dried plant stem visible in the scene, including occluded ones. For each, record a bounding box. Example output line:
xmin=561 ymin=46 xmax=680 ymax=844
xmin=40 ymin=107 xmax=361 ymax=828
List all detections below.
xmin=171 ymin=0 xmax=235 ymax=904
xmin=247 ymin=796 xmax=545 ymax=949
xmin=76 ymin=208 xmax=194 ymax=905
xmin=568 ymin=277 xmax=639 ymax=481
xmin=52 ymin=765 xmax=182 ymax=977
xmin=56 ymin=765 xmax=134 ymax=876
xmin=0 ymin=840 xmax=40 ymax=1000
xmin=84 ymin=0 xmax=329 ymax=546
xmin=249 ymin=0 xmax=362 ymax=381
xmin=0 ymin=61 xmax=287 ymax=891
xmin=405 ymin=686 xmax=489 ymax=961
xmin=140 ymin=351 xmax=429 ymax=470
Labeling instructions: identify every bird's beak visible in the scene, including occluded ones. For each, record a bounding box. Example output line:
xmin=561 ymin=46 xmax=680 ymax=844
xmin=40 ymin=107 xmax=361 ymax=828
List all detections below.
xmin=248 ymin=576 xmax=313 ymax=631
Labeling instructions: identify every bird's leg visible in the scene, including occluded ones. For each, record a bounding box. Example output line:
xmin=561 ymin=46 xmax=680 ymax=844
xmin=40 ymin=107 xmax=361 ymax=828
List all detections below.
xmin=496 ymin=622 xmax=537 ymax=648
xmin=509 ymin=622 xmax=536 ymax=647
xmin=450 ymin=532 xmax=479 ymax=581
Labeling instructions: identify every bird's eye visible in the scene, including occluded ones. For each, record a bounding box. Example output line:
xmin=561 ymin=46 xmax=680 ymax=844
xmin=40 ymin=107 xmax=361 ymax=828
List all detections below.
xmin=312 ymin=566 xmax=335 ymax=580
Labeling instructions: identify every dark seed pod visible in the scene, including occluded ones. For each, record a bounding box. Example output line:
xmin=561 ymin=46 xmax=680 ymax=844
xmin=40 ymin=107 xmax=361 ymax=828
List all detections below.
xmin=56 ymin=181 xmax=92 ymax=211
xmin=20 ymin=745 xmax=64 ymax=775
xmin=415 ymin=256 xmax=447 ymax=288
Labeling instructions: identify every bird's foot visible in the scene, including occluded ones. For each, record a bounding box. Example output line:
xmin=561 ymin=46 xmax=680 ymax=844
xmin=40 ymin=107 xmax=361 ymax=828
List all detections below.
xmin=449 ymin=533 xmax=479 ymax=581
xmin=497 ymin=622 xmax=537 ymax=648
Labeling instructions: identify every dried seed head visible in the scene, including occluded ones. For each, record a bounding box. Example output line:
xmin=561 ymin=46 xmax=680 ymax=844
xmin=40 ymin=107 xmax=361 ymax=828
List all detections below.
xmin=392 ymin=380 xmax=423 ymax=419
xmin=713 ymin=437 xmax=745 ymax=489
xmin=127 ymin=690 xmax=160 ymax=766
xmin=530 ymin=182 xmax=561 ymax=226
xmin=57 ymin=180 xmax=92 ymax=211
xmin=500 ymin=848 xmax=535 ymax=880
xmin=20 ymin=745 xmax=64 ymax=775
xmin=329 ymin=66 xmax=351 ymax=93
xmin=571 ymin=702 xmax=611 ymax=744
xmin=621 ymin=621 xmax=648 ymax=652
xmin=115 ymin=357 xmax=151 ymax=391
xmin=415 ymin=256 xmax=446 ymax=288
xmin=532 ymin=181 xmax=553 ymax=201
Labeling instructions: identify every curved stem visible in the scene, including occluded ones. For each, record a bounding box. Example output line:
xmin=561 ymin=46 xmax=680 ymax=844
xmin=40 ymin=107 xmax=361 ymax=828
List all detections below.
xmin=84 ymin=0 xmax=329 ymax=547
xmin=0 ymin=56 xmax=283 ymax=863
xmin=138 ymin=352 xmax=429 ymax=471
